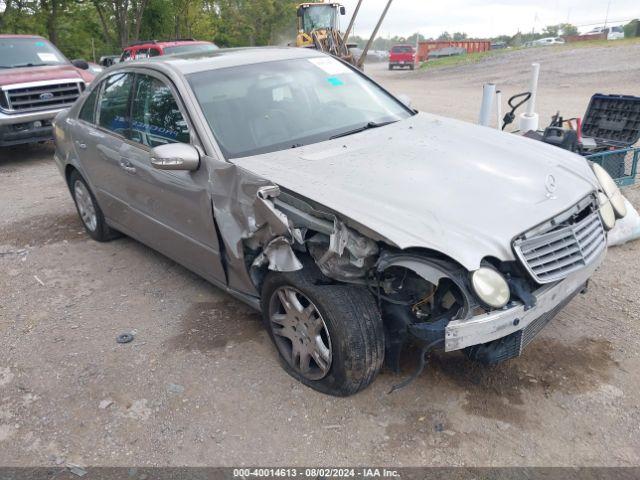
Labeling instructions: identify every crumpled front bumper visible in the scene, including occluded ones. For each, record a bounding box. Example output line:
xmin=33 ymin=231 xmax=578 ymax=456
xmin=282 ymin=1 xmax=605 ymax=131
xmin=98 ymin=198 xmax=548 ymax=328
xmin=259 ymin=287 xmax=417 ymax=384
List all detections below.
xmin=444 ymin=248 xmax=606 ymax=353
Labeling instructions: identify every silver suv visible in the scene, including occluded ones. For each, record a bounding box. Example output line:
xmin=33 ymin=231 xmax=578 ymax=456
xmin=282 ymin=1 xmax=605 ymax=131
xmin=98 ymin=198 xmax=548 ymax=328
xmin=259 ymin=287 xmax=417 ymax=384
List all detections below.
xmin=53 ymin=47 xmax=626 ymax=396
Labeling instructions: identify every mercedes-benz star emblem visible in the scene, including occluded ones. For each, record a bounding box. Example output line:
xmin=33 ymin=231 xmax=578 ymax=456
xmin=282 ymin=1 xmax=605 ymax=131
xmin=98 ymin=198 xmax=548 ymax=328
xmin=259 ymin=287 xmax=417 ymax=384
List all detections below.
xmin=545 ymin=174 xmax=557 ymax=198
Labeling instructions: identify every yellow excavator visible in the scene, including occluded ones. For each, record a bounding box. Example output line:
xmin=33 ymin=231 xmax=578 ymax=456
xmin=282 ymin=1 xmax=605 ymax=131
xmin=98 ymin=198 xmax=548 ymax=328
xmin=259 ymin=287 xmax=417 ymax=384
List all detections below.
xmin=295 ymin=0 xmax=393 ymax=69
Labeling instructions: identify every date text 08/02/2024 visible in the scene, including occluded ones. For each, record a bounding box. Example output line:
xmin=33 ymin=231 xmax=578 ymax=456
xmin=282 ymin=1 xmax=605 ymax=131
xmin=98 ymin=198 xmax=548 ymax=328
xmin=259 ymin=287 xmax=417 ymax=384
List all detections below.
xmin=232 ymin=468 xmax=400 ymax=478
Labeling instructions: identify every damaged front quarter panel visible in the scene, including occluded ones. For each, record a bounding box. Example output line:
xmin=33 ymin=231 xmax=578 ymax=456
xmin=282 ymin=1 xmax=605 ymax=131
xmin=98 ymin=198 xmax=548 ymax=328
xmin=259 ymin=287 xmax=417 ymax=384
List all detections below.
xmin=208 ymin=162 xmax=304 ymax=296
xmin=209 ymin=161 xmax=381 ymax=295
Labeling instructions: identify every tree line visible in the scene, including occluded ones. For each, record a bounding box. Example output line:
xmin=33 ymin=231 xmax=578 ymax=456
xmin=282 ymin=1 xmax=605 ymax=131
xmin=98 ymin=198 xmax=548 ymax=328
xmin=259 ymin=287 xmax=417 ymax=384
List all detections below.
xmin=0 ymin=0 xmax=300 ymax=61
xmin=1 ymin=1 xmax=638 ymax=61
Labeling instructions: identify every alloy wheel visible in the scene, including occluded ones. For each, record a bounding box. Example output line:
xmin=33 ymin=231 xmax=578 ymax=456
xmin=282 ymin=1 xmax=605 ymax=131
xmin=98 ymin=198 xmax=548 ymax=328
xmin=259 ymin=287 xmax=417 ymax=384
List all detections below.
xmin=74 ymin=180 xmax=98 ymax=232
xmin=268 ymin=286 xmax=332 ymax=380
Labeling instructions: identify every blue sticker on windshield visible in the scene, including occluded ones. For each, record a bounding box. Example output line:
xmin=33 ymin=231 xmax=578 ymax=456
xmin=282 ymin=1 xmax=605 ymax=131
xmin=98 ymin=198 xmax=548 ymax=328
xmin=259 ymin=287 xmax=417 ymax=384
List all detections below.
xmin=35 ymin=41 xmax=46 ymax=46
xmin=327 ymin=76 xmax=344 ymax=86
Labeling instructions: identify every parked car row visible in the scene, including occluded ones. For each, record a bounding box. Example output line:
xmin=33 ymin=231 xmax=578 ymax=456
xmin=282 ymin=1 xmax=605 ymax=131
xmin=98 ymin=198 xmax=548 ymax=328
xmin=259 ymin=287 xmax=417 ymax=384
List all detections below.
xmin=0 ymin=35 xmax=217 ymax=146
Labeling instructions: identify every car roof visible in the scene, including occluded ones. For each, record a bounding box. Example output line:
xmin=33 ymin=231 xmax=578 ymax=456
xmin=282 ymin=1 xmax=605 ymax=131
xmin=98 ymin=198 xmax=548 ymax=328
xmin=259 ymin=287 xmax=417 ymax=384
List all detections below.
xmin=123 ymin=46 xmax=328 ymax=75
xmin=126 ymin=40 xmax=213 ymax=49
xmin=0 ymin=34 xmax=46 ymax=39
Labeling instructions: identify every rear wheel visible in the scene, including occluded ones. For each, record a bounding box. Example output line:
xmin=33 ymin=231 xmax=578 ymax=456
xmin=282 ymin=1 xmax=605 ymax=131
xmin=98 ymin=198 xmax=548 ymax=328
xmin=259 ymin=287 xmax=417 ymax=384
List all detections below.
xmin=69 ymin=170 xmax=120 ymax=242
xmin=261 ymin=265 xmax=385 ymax=396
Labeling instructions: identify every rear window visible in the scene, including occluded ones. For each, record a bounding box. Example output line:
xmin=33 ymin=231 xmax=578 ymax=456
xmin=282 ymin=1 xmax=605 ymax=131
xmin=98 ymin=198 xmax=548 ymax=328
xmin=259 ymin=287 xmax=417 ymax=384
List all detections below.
xmin=391 ymin=46 xmax=413 ymax=53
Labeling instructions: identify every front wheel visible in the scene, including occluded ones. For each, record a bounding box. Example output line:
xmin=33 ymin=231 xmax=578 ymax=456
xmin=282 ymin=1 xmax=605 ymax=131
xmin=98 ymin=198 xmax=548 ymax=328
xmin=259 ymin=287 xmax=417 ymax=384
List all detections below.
xmin=261 ymin=265 xmax=385 ymax=396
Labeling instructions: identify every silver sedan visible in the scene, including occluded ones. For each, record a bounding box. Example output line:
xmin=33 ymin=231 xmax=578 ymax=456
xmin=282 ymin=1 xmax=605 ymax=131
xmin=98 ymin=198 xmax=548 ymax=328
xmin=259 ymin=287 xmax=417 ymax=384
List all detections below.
xmin=53 ymin=47 xmax=626 ymax=396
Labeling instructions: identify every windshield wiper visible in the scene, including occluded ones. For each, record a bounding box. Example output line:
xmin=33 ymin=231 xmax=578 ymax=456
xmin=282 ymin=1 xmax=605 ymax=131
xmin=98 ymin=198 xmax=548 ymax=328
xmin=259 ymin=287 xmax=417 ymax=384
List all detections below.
xmin=330 ymin=120 xmax=397 ymax=140
xmin=10 ymin=63 xmax=50 ymax=68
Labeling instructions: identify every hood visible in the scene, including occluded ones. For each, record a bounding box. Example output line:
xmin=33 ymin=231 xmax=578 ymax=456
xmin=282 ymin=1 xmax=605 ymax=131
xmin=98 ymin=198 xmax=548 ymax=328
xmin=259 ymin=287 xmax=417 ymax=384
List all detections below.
xmin=0 ymin=64 xmax=90 ymax=87
xmin=232 ymin=113 xmax=599 ymax=271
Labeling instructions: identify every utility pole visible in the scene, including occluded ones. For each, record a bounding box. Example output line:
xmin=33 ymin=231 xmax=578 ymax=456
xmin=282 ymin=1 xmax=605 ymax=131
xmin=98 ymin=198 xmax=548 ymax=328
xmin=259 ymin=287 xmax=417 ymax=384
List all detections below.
xmin=604 ymin=0 xmax=612 ymax=29
xmin=357 ymin=0 xmax=393 ymax=69
xmin=343 ymin=0 xmax=363 ymax=44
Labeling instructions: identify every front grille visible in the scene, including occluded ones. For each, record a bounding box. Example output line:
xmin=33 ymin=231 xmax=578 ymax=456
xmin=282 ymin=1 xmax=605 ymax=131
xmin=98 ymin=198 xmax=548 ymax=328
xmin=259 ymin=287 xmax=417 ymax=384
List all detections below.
xmin=1 ymin=81 xmax=83 ymax=112
xmin=513 ymin=197 xmax=606 ymax=284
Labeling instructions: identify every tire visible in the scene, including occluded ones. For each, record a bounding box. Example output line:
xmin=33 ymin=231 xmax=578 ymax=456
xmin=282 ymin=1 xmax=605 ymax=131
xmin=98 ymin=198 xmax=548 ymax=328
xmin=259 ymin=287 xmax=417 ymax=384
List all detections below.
xmin=68 ymin=170 xmax=120 ymax=242
xmin=261 ymin=264 xmax=385 ymax=396
xmin=388 ymin=64 xmax=393 ymax=70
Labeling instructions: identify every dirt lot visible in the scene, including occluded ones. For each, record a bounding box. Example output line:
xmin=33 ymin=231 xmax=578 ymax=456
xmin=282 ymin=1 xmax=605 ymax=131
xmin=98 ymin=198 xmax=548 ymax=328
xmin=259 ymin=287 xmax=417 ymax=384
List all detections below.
xmin=1 ymin=42 xmax=640 ymax=467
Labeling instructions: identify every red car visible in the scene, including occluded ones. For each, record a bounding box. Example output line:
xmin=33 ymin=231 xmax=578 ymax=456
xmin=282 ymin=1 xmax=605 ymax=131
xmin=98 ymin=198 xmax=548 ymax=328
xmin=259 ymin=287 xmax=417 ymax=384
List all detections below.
xmin=119 ymin=39 xmax=219 ymax=62
xmin=389 ymin=44 xmax=416 ymax=70
xmin=0 ymin=34 xmax=94 ymax=146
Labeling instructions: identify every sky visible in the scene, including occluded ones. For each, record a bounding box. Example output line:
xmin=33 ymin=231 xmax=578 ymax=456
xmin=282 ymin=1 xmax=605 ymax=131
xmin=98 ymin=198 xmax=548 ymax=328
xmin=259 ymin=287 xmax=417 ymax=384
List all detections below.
xmin=339 ymin=0 xmax=640 ymax=39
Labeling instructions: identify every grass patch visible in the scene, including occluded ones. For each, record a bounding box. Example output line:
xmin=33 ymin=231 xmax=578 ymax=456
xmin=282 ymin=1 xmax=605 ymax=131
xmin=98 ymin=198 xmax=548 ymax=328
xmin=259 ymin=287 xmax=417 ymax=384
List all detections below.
xmin=419 ymin=49 xmax=507 ymax=70
xmin=559 ymin=36 xmax=640 ymax=49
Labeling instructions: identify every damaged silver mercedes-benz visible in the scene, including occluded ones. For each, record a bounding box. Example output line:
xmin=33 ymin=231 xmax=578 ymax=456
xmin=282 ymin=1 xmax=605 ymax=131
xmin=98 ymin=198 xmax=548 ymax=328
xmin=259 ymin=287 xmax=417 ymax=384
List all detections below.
xmin=53 ymin=47 xmax=627 ymax=396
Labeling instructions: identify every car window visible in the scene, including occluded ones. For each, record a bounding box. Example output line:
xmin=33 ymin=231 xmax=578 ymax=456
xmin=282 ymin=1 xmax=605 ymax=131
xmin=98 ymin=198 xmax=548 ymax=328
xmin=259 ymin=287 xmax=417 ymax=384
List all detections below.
xmin=97 ymin=72 xmax=133 ymax=135
xmin=78 ymin=85 xmax=101 ymax=123
xmin=391 ymin=46 xmax=413 ymax=53
xmin=149 ymin=48 xmax=161 ymax=57
xmin=136 ymin=48 xmax=150 ymax=59
xmin=129 ymin=74 xmax=190 ymax=147
xmin=189 ymin=57 xmax=412 ymax=159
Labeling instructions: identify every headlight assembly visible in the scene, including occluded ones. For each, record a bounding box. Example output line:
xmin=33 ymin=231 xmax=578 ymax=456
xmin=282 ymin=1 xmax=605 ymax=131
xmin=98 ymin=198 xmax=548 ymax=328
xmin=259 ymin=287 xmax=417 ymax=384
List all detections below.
xmin=592 ymin=163 xmax=626 ymax=219
xmin=598 ymin=192 xmax=615 ymax=231
xmin=471 ymin=267 xmax=510 ymax=309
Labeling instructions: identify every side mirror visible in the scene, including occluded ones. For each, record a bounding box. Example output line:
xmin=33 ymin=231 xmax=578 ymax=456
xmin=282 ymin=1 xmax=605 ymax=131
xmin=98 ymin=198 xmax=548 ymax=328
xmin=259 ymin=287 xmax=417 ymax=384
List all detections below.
xmin=397 ymin=94 xmax=412 ymax=108
xmin=72 ymin=59 xmax=89 ymax=70
xmin=340 ymin=6 xmax=346 ymax=15
xmin=150 ymin=143 xmax=200 ymax=171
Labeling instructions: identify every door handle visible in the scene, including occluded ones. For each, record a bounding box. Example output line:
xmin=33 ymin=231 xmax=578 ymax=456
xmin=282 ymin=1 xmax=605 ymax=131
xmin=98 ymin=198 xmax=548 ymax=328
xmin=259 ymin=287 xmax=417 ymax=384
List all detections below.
xmin=119 ymin=159 xmax=137 ymax=174
xmin=75 ymin=140 xmax=87 ymax=150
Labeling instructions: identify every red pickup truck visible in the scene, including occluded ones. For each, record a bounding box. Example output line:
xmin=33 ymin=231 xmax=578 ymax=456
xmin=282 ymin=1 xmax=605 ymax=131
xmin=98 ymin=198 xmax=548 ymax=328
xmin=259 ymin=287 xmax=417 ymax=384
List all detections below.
xmin=389 ymin=44 xmax=416 ymax=70
xmin=0 ymin=34 xmax=94 ymax=147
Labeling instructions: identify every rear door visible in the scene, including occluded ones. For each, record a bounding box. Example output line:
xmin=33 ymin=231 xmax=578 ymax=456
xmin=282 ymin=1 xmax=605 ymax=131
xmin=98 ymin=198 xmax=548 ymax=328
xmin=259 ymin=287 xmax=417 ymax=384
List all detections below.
xmin=115 ymin=71 xmax=226 ymax=284
xmin=71 ymin=72 xmax=135 ymax=222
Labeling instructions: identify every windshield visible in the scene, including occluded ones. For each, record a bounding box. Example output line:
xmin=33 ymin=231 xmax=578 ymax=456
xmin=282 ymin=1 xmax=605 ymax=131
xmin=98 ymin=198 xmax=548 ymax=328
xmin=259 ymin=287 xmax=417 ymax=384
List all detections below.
xmin=302 ymin=5 xmax=337 ymax=31
xmin=163 ymin=43 xmax=219 ymax=55
xmin=0 ymin=37 xmax=67 ymax=68
xmin=189 ymin=57 xmax=413 ymax=159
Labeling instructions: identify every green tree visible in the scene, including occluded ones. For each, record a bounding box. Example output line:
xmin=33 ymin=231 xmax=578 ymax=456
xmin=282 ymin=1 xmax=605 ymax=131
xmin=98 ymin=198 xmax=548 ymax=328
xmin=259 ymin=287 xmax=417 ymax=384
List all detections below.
xmin=624 ymin=19 xmax=639 ymax=38
xmin=437 ymin=31 xmax=451 ymax=41
xmin=558 ymin=23 xmax=578 ymax=36
xmin=452 ymin=31 xmax=467 ymax=41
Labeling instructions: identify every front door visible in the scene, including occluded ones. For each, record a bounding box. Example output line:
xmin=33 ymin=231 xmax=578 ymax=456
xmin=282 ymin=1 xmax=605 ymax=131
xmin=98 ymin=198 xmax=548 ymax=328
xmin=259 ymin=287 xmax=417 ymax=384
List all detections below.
xmin=115 ymin=72 xmax=226 ymax=284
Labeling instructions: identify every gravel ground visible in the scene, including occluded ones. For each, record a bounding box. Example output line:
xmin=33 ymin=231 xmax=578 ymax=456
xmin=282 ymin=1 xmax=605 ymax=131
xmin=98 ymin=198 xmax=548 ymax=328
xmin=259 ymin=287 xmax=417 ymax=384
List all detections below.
xmin=1 ymin=42 xmax=639 ymax=467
